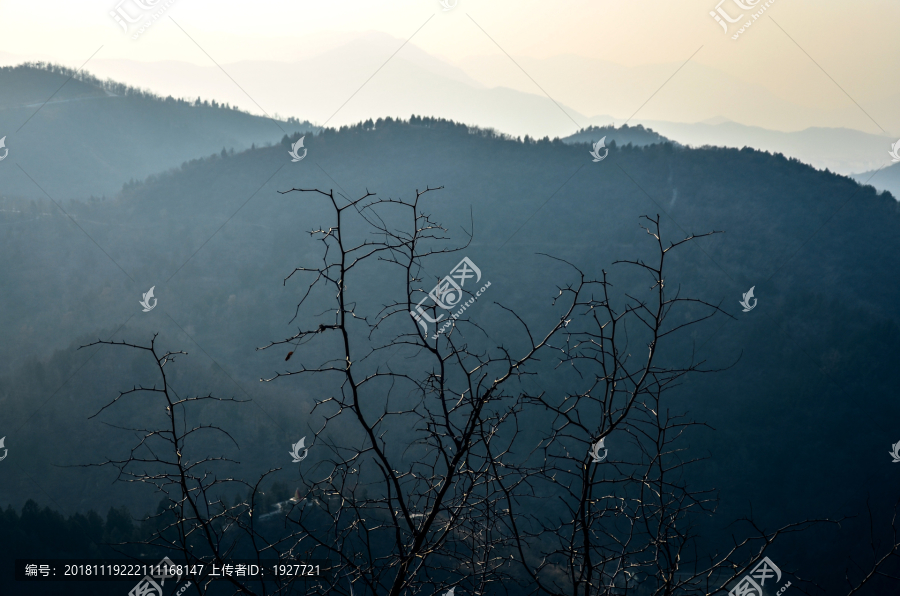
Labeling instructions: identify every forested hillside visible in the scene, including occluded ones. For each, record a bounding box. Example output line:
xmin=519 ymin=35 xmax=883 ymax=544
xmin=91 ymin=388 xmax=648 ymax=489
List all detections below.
xmin=2 ymin=113 xmax=899 ymax=593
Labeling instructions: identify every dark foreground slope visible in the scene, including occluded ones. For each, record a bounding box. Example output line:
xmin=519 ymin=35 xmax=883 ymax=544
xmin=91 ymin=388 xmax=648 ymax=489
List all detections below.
xmin=0 ymin=117 xmax=898 ymax=592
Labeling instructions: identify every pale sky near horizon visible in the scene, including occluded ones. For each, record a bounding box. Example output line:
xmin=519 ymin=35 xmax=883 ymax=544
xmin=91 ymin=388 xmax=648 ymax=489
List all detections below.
xmin=0 ymin=0 xmax=897 ymax=135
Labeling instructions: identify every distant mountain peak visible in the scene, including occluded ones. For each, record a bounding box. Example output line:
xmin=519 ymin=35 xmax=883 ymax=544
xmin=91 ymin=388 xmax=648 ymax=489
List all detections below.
xmin=697 ymin=116 xmax=732 ymax=125
xmin=562 ymin=123 xmax=673 ymax=148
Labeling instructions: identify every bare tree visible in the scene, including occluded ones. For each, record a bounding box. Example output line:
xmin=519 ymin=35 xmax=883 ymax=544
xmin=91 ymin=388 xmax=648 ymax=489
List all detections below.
xmin=83 ymin=189 xmax=885 ymax=596
xmin=842 ymin=498 xmax=900 ymax=594
xmin=490 ymin=216 xmax=834 ymax=596
xmin=256 ymin=186 xmax=575 ymax=596
xmin=78 ymin=334 xmax=316 ymax=596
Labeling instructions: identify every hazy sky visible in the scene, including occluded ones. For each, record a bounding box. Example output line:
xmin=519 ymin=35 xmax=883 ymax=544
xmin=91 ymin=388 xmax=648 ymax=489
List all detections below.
xmin=1 ymin=0 xmax=897 ymax=135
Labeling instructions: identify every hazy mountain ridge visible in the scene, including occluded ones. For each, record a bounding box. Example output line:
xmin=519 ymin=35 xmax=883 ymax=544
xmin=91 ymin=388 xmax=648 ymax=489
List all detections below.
xmin=637 ymin=118 xmax=897 ymax=176
xmin=0 ymin=63 xmax=317 ymax=200
xmin=3 ymin=49 xmax=892 ymax=176
xmin=853 ymin=161 xmax=900 ymax=200
xmin=456 ymin=52 xmax=900 ymax=134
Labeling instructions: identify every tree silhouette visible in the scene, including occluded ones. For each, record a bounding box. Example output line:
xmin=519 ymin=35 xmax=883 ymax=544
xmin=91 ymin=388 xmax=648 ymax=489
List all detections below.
xmin=76 ymin=187 xmax=900 ymax=596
